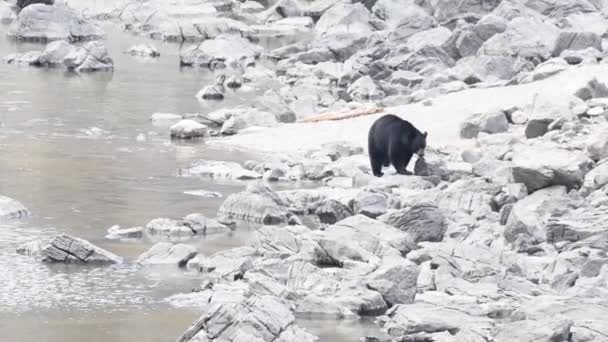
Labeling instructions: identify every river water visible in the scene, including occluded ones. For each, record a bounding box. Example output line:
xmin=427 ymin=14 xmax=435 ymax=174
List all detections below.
xmin=0 ymin=23 xmax=383 ymax=342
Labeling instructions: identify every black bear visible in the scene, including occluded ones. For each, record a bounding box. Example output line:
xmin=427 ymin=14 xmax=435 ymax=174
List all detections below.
xmin=368 ymin=114 xmax=427 ymax=177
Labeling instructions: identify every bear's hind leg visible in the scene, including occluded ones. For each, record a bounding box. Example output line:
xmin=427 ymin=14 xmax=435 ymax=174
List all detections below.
xmin=370 ymin=156 xmax=384 ymax=177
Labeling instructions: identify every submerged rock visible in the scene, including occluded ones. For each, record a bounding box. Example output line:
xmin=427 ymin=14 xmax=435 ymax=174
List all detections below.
xmin=180 ymin=160 xmax=261 ymax=180
xmin=105 ymin=225 xmax=144 ymax=240
xmin=125 ymin=44 xmax=160 ymax=57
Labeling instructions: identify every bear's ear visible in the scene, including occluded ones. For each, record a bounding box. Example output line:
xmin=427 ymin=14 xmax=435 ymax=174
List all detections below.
xmin=424 ymin=131 xmax=428 ymax=138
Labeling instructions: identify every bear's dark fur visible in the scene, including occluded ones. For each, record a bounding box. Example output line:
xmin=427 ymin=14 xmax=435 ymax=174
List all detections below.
xmin=368 ymin=114 xmax=427 ymax=177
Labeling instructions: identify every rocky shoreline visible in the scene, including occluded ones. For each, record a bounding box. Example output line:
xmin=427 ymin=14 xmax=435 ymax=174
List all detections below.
xmin=2 ymin=0 xmax=608 ymax=341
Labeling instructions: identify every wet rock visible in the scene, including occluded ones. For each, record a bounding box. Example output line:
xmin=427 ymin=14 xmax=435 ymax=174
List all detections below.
xmin=352 ymin=191 xmax=387 ymax=218
xmin=180 ymin=160 xmax=261 ymax=180
xmin=197 ymin=84 xmax=224 ymax=101
xmin=170 ymin=119 xmax=208 ymax=139
xmin=315 ymin=199 xmax=353 ymax=224
xmin=180 ymin=36 xmax=262 ymax=68
xmin=0 ymin=195 xmax=30 ymax=220
xmin=125 ymin=44 xmax=160 ymax=57
xmin=176 ymin=295 xmax=316 ymax=342
xmin=37 ymin=40 xmax=74 ymax=65
xmin=3 ymin=50 xmax=42 ymax=65
xmin=150 ymin=113 xmax=182 ymax=127
xmin=378 ymin=204 xmax=447 ymax=242
xmin=460 ymin=111 xmax=509 ymax=138
xmin=37 ymin=234 xmax=122 ymax=264
xmin=188 ymin=246 xmax=257 ymax=279
xmin=16 ymin=240 xmax=43 ymax=257
xmin=511 ymin=145 xmax=593 ymax=192
xmin=137 ymin=242 xmax=197 ymax=267
xmin=105 ymin=225 xmax=143 ymax=240
xmin=8 ymin=4 xmax=105 ymax=42
xmin=218 ymin=186 xmax=293 ymax=225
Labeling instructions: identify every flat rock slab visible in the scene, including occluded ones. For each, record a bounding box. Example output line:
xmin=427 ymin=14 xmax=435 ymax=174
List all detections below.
xmin=38 ymin=234 xmax=122 ymax=264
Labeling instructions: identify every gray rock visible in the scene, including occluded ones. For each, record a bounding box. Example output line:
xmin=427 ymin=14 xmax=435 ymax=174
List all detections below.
xmin=493 ymin=318 xmax=572 ymax=342
xmin=460 ymin=111 xmax=509 ymax=138
xmin=525 ymin=118 xmax=552 ymax=138
xmin=37 ymin=234 xmax=122 ymax=264
xmin=8 ymin=4 xmax=104 ymax=42
xmin=137 ymin=242 xmax=197 ymax=267
xmin=315 ymin=2 xmax=373 ymax=36
xmin=170 ymin=119 xmax=208 ymax=139
xmin=0 ymin=195 xmax=30 ymax=220
xmin=219 ymin=108 xmax=277 ymax=135
xmin=518 ymin=58 xmax=568 ymax=84
xmin=574 ymin=78 xmax=608 ymax=101
xmin=180 ymin=36 xmax=262 ymax=68
xmin=218 ymin=186 xmax=293 ymax=225
xmin=545 ymin=206 xmax=608 ymax=245
xmin=586 ymin=129 xmax=608 ymax=162
xmin=378 ymin=204 xmax=447 ymax=242
xmin=37 ymin=40 xmax=74 ymax=65
xmin=352 ymin=191 xmax=387 ymax=218
xmin=177 ymin=295 xmax=316 ymax=342
xmin=504 ymin=185 xmax=572 ymax=244
xmin=450 ymin=54 xmax=520 ymax=84
xmin=365 ymin=257 xmax=419 ymax=306
xmin=390 ymin=46 xmax=455 ymax=76
xmin=511 ymin=145 xmax=593 ymax=192
xmin=146 ymin=218 xmax=196 ymax=238
xmin=197 ymin=84 xmax=224 ymax=101
xmin=580 ymin=159 xmax=608 ymax=196
xmin=552 ymin=31 xmax=601 ymax=57
xmin=347 ymin=75 xmax=385 ymax=102
xmin=315 ymin=199 xmax=353 ymax=224
xmin=479 ymin=17 xmax=559 ymax=61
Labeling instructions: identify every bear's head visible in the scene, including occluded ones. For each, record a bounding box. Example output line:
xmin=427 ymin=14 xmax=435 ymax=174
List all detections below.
xmin=413 ymin=131 xmax=427 ymax=157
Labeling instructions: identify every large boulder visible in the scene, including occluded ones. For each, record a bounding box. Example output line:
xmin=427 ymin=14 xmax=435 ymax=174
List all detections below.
xmin=511 ymin=144 xmax=593 ymax=192
xmin=0 ymin=195 xmax=30 ymax=220
xmin=460 ymin=111 xmax=509 ymax=138
xmin=177 ymin=295 xmax=317 ymax=342
xmin=23 ymin=234 xmax=123 ymax=264
xmin=552 ymin=31 xmax=601 ymax=57
xmin=180 ymin=36 xmax=263 ymax=68
xmin=8 ymin=4 xmax=105 ymax=42
xmin=545 ymin=205 xmax=608 ymax=246
xmin=504 ymin=185 xmax=572 ymax=244
xmin=378 ymin=204 xmax=447 ymax=242
xmin=365 ymin=257 xmax=419 ymax=306
xmin=479 ymin=17 xmax=559 ymax=61
xmin=443 ymin=15 xmax=507 ymax=60
xmin=586 ymin=128 xmax=608 ymax=162
xmin=218 ymin=185 xmax=294 ymax=225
